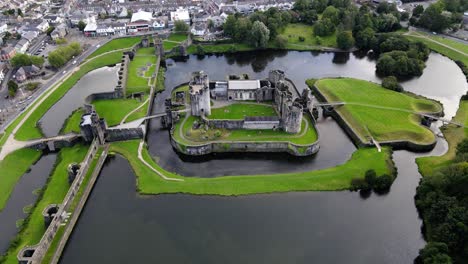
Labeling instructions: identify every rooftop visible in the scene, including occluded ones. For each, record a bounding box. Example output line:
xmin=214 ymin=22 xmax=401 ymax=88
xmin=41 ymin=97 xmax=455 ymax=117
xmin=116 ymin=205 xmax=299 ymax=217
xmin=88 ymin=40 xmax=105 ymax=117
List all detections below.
xmin=131 ymin=10 xmax=152 ymax=23
xmin=228 ymin=80 xmax=261 ymax=90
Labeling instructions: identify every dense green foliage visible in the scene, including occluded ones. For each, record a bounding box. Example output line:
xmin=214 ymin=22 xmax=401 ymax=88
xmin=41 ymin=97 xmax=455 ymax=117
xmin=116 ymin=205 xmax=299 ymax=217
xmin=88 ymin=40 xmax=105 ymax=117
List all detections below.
xmin=416 ymin=156 xmax=468 ymax=263
xmin=373 ymin=34 xmax=429 ymax=78
xmin=11 ymin=54 xmax=44 ymax=68
xmin=7 ymin=81 xmax=18 ymax=97
xmin=174 ymin=20 xmax=189 ymax=33
xmin=336 ymin=30 xmax=354 ymax=49
xmin=48 ymin=42 xmax=81 ymax=68
xmin=77 ymin=20 xmax=86 ymax=31
xmin=410 ymin=0 xmax=465 ymax=32
xmin=381 ymin=76 xmax=403 ymax=92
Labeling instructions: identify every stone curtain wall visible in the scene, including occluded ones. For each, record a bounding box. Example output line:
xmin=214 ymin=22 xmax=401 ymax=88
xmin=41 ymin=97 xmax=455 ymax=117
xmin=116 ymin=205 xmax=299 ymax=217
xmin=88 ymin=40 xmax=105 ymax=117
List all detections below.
xmin=18 ymin=139 xmax=101 ymax=264
xmin=170 ymin=136 xmax=320 ymax=157
xmin=105 ymin=128 xmax=144 ymax=142
xmin=201 ymin=116 xmax=280 ymax=130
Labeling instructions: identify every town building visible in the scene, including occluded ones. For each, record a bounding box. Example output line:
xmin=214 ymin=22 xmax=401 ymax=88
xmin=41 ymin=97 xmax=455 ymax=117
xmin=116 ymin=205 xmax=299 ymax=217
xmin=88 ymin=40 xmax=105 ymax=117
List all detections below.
xmin=14 ymin=65 xmax=41 ymax=82
xmin=15 ymin=38 xmax=30 ymax=53
xmin=170 ymin=7 xmax=190 ymax=27
xmin=0 ymin=23 xmax=7 ymax=34
xmin=0 ymin=62 xmax=7 ymax=83
xmin=36 ymin=20 xmax=50 ymax=32
xmin=0 ymin=46 xmax=17 ymax=61
xmin=51 ymin=24 xmax=68 ymax=40
xmin=127 ymin=10 xmax=153 ymax=33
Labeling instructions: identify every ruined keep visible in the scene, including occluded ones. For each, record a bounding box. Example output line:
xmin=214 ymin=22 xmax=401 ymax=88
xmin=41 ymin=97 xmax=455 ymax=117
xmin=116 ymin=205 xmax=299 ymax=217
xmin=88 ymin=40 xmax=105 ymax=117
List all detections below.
xmin=79 ymin=105 xmax=107 ymax=144
xmin=189 ymin=71 xmax=211 ymax=117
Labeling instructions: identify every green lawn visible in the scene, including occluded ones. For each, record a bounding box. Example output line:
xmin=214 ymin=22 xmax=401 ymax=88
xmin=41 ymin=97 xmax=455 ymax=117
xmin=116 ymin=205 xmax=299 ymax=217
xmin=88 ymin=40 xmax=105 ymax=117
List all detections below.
xmin=313 ymin=78 xmax=442 ymax=145
xmin=15 ymin=51 xmax=124 ymax=141
xmin=174 ymin=114 xmax=318 ymax=145
xmin=125 ymin=100 xmax=149 ymax=123
xmin=406 ymin=32 xmax=468 ymax=66
xmin=162 ymin=33 xmax=188 ymax=51
xmin=163 ymin=41 xmax=180 ymax=51
xmin=209 ymin=103 xmax=277 ymax=119
xmin=168 ymin=33 xmax=188 ymax=42
xmin=187 ymin=43 xmax=255 ymax=54
xmin=2 ymin=145 xmax=88 ymax=264
xmin=277 ymin=23 xmax=337 ymax=49
xmin=417 ymin=100 xmax=468 ymax=176
xmin=126 ymin=50 xmax=157 ymax=95
xmin=155 ymin=66 xmax=165 ymax=92
xmin=110 ymin=140 xmax=394 ymax=195
xmin=87 ymin=37 xmax=142 ymax=59
xmin=93 ymin=97 xmax=147 ymax=126
xmin=0 ymin=148 xmax=41 ymax=211
xmin=60 ymin=108 xmax=84 ymax=134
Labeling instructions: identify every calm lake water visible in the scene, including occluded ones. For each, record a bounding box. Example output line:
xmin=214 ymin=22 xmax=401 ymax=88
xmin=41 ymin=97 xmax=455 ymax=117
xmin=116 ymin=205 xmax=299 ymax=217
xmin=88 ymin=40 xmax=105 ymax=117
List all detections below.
xmin=58 ymin=51 xmax=467 ymax=264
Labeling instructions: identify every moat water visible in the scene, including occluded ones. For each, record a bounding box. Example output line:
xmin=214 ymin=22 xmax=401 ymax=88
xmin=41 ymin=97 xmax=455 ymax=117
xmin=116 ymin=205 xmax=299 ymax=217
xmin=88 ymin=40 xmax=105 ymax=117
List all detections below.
xmin=1 ymin=51 xmax=466 ymax=262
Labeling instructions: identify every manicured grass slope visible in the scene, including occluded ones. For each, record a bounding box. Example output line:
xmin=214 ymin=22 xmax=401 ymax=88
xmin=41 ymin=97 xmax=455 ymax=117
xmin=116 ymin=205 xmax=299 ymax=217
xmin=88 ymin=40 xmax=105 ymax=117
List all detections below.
xmin=3 ymin=145 xmax=88 ymax=264
xmin=60 ymin=108 xmax=84 ymax=134
xmin=314 ymin=78 xmax=442 ymax=145
xmin=88 ymin=37 xmax=141 ymax=59
xmin=126 ymin=48 xmax=157 ymax=95
xmin=417 ymin=100 xmax=468 ymax=176
xmin=0 ymin=148 xmax=41 ymax=211
xmin=209 ymin=103 xmax=277 ymax=119
xmin=92 ymin=97 xmax=147 ymax=126
xmin=278 ymin=23 xmax=337 ymax=49
xmin=111 ymin=140 xmax=393 ymax=195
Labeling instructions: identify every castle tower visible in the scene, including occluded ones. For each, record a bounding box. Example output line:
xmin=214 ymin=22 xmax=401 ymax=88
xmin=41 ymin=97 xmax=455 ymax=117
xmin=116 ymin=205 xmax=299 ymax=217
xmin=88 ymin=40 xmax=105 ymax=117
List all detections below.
xmin=283 ymin=102 xmax=303 ymax=134
xmin=268 ymin=70 xmax=285 ymax=87
xmin=189 ymin=71 xmax=211 ymax=116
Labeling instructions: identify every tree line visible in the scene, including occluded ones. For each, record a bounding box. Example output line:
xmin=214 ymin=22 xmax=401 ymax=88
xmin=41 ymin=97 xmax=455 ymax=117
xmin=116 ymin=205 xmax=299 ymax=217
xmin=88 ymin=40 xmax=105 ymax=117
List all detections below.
xmin=47 ymin=42 xmax=81 ymax=69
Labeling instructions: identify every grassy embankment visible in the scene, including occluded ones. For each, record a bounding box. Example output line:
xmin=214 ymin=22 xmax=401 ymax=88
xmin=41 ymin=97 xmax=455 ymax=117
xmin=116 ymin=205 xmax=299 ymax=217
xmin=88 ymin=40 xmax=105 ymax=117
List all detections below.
xmin=163 ymin=33 xmax=188 ymax=51
xmin=1 ymin=145 xmax=88 ymax=264
xmin=60 ymin=108 xmax=84 ymax=134
xmin=406 ymin=31 xmax=468 ymax=66
xmin=0 ymin=149 xmax=42 ymax=211
xmin=87 ymin=37 xmax=142 ymax=59
xmin=14 ymin=51 xmax=125 ymax=141
xmin=93 ymin=95 xmax=148 ymax=126
xmin=111 ymin=140 xmax=393 ymax=195
xmin=312 ymin=78 xmax=442 ymax=145
xmin=417 ymin=100 xmax=468 ymax=176
xmin=187 ymin=23 xmax=337 ymax=54
xmin=173 ymin=114 xmax=318 ymax=145
xmin=209 ymin=103 xmax=277 ymax=119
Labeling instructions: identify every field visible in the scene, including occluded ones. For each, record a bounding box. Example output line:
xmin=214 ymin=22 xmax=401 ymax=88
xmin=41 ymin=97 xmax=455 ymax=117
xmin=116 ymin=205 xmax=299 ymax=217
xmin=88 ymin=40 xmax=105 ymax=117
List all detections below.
xmin=87 ymin=37 xmax=142 ymax=59
xmin=2 ymin=145 xmax=88 ymax=264
xmin=406 ymin=31 xmax=468 ymax=66
xmin=313 ymin=78 xmax=442 ymax=145
xmin=60 ymin=108 xmax=84 ymax=134
xmin=173 ymin=114 xmax=318 ymax=145
xmin=92 ymin=97 xmax=147 ymax=126
xmin=277 ymin=23 xmax=337 ymax=49
xmin=125 ymin=48 xmax=157 ymax=95
xmin=209 ymin=103 xmax=277 ymax=119
xmin=417 ymin=100 xmax=468 ymax=176
xmin=110 ymin=140 xmax=394 ymax=195
xmin=163 ymin=33 xmax=188 ymax=51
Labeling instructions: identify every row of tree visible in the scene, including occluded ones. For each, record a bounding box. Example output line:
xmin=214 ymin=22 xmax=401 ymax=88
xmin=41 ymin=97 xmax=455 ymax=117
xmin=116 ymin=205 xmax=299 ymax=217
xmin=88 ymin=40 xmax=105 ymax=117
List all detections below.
xmin=410 ymin=0 xmax=466 ymax=32
xmin=48 ymin=42 xmax=81 ymax=69
xmin=10 ymin=54 xmax=45 ymax=69
xmin=415 ymin=138 xmax=468 ymax=263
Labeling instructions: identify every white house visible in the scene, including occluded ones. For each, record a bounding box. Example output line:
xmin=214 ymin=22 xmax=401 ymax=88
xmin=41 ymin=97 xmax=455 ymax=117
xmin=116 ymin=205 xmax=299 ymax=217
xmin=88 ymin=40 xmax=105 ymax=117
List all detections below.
xmin=36 ymin=20 xmax=49 ymax=32
xmin=170 ymin=8 xmax=190 ymax=27
xmin=191 ymin=22 xmax=206 ymax=36
xmin=96 ymin=24 xmax=114 ymax=36
xmin=0 ymin=23 xmax=7 ymax=34
xmin=15 ymin=38 xmax=30 ymax=53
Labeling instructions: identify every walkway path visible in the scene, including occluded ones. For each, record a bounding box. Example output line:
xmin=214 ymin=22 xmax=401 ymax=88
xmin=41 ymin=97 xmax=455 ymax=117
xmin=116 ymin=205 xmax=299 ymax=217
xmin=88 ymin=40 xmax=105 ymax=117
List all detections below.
xmin=0 ymin=47 xmax=133 ymax=161
xmin=405 ymin=31 xmax=468 ymax=57
xmin=137 ymin=140 xmax=183 ymax=181
xmin=120 ymin=98 xmax=150 ymax=125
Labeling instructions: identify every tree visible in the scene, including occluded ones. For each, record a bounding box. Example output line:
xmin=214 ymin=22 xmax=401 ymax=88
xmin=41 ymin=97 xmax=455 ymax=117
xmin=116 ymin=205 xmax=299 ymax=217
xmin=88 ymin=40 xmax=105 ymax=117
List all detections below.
xmin=301 ymin=10 xmax=318 ymax=25
xmin=250 ymin=21 xmax=270 ymax=48
xmin=174 ymin=20 xmax=189 ymax=33
xmin=207 ymin=19 xmax=214 ymax=30
xmin=77 ymin=20 xmax=87 ymax=31
xmin=364 ymin=170 xmax=377 ymax=187
xmin=196 ymin=44 xmax=205 ymax=55
xmin=314 ymin=18 xmax=335 ymax=37
xmin=418 ymin=3 xmax=450 ymax=32
xmin=322 ymin=6 xmax=340 ymax=25
xmin=419 ymin=242 xmax=452 ymax=264
xmin=336 ymin=31 xmax=355 ymax=50
xmin=7 ymin=80 xmax=18 ymax=97
xmin=412 ymin=5 xmax=424 ymax=17
xmin=382 ymin=76 xmax=403 ymax=92
xmin=373 ymin=174 xmax=393 ymax=191
xmin=223 ymin=15 xmax=237 ymax=37
xmin=275 ymin=35 xmax=287 ymax=49
xmin=456 ymin=138 xmax=468 ymax=157
xmin=11 ymin=54 xmax=44 ymax=68
xmin=46 ymin=26 xmax=55 ymax=36
xmin=354 ymin=27 xmax=376 ymax=50
xmin=17 ymin=8 xmax=22 ymax=17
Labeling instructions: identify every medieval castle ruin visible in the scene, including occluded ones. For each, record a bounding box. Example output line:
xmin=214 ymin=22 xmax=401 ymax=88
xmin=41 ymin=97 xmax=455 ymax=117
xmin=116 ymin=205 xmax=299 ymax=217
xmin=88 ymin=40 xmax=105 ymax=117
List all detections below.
xmin=188 ymin=70 xmax=312 ymax=134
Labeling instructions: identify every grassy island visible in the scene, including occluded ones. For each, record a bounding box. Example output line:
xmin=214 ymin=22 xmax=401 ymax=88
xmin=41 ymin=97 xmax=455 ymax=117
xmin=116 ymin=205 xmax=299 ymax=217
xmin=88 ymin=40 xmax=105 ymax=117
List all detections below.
xmin=311 ymin=78 xmax=442 ymax=146
xmin=111 ymin=140 xmax=394 ymax=195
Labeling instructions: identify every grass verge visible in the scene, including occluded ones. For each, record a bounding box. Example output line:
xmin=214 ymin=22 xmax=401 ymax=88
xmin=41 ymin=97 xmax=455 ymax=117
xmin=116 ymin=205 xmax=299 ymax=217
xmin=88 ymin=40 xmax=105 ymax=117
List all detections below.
xmin=110 ymin=140 xmax=394 ymax=195
xmin=87 ymin=37 xmax=141 ymax=59
xmin=209 ymin=103 xmax=277 ymax=119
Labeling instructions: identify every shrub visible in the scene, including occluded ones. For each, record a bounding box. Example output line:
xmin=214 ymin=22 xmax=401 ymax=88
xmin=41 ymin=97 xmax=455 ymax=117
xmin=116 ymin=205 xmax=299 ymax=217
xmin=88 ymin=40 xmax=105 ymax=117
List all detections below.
xmin=382 ymin=76 xmax=403 ymax=92
xmin=298 ymin=36 xmax=305 ymax=42
xmin=373 ymin=174 xmax=393 ymax=191
xmin=364 ymin=169 xmax=377 ymax=186
xmin=350 ymin=178 xmax=369 ymax=191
